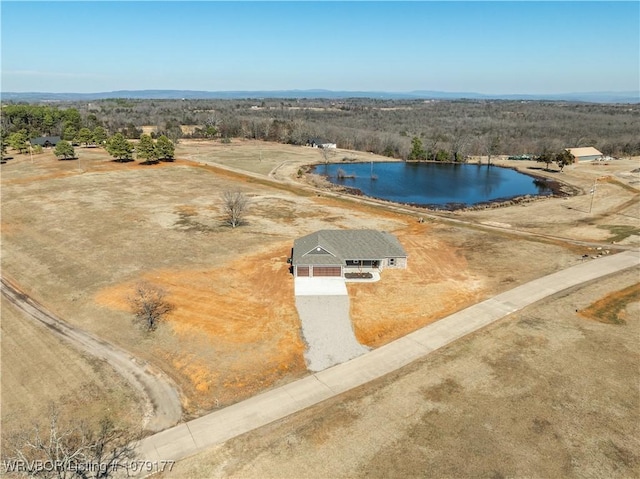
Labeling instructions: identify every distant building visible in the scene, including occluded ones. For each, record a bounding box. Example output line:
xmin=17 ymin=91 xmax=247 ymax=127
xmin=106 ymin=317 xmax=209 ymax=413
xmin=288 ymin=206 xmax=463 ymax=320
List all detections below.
xmin=140 ymin=126 xmax=158 ymax=136
xmin=307 ymin=138 xmax=337 ymax=149
xmin=566 ymin=147 xmax=603 ymax=162
xmin=30 ymin=136 xmax=61 ymax=148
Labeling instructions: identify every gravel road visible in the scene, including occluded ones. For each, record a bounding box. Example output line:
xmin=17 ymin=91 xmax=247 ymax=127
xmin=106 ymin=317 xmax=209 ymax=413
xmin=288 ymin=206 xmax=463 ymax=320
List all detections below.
xmin=1 ymin=276 xmax=182 ymax=432
xmin=295 ymin=278 xmax=369 ymax=371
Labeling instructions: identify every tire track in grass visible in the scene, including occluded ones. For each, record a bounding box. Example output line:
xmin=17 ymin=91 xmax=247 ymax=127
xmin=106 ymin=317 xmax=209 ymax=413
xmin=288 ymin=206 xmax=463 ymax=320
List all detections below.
xmin=0 ymin=276 xmax=183 ymax=432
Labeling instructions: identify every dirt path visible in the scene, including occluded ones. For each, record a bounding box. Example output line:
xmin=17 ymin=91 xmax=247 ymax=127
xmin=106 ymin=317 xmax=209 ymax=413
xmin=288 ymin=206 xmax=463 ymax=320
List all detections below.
xmin=0 ymin=276 xmax=182 ymax=432
xmin=183 ymin=150 xmax=638 ymax=252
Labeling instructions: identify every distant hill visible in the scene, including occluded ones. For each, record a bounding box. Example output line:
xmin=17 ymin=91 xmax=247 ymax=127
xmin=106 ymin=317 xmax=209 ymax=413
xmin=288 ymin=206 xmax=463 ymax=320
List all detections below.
xmin=1 ymin=89 xmax=638 ymax=103
xmin=408 ymin=90 xmax=640 ymax=104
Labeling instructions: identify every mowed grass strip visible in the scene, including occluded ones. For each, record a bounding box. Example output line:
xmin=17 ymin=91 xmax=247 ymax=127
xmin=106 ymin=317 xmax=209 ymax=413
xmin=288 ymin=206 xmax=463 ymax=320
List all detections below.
xmin=597 ymin=224 xmax=640 ymax=243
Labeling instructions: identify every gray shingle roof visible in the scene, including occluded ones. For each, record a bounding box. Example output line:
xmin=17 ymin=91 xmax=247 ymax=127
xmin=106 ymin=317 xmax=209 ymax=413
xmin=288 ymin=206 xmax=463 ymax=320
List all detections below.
xmin=292 ymin=230 xmax=407 ymax=266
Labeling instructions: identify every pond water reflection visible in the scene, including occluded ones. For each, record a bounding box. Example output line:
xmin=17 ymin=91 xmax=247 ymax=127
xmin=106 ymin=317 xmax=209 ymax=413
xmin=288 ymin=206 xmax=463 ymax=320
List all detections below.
xmin=315 ymin=161 xmax=553 ymax=209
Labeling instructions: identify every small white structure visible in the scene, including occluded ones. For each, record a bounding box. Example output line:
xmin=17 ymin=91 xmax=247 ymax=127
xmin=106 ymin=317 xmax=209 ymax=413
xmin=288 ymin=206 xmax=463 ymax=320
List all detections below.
xmin=566 ymin=147 xmax=604 ymax=162
xmin=307 ymin=138 xmax=337 ymax=149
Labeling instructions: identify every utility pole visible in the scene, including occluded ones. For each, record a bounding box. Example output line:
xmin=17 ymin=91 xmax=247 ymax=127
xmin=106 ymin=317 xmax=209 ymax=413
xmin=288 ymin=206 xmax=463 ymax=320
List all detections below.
xmin=589 ymin=177 xmax=605 ymax=213
xmin=589 ymin=178 xmax=597 ymax=213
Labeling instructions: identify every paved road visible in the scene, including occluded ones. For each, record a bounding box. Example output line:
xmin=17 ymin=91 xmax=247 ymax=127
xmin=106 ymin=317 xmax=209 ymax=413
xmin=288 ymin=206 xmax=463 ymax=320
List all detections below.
xmin=136 ymin=249 xmax=639 ymax=470
xmin=0 ymin=276 xmax=182 ymax=432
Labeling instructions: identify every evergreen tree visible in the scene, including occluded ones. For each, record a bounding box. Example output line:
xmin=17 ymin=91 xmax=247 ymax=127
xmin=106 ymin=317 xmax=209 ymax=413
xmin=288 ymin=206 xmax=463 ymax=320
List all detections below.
xmin=136 ymin=134 xmax=157 ymax=163
xmin=54 ymin=140 xmax=75 ymax=159
xmin=93 ymin=126 xmax=108 ymax=146
xmin=77 ymin=127 xmax=94 ymax=146
xmin=63 ymin=126 xmax=77 ymax=142
xmin=435 ymin=149 xmax=451 ymax=162
xmin=155 ymin=135 xmax=175 ymax=161
xmin=1 ymin=131 xmax=8 ymax=159
xmin=8 ymin=131 xmax=29 ymax=154
xmin=61 ymin=108 xmax=82 ymax=132
xmin=106 ymin=133 xmax=134 ymax=161
xmin=408 ymin=136 xmax=427 ymax=161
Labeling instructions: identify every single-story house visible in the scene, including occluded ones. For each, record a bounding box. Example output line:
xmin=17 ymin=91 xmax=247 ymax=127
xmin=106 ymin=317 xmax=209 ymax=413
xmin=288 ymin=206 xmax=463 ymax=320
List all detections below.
xmin=291 ymin=229 xmax=407 ymax=278
xmin=30 ymin=136 xmax=61 ymax=148
xmin=566 ymin=147 xmax=603 ymax=162
xmin=307 ymin=138 xmax=337 ymax=149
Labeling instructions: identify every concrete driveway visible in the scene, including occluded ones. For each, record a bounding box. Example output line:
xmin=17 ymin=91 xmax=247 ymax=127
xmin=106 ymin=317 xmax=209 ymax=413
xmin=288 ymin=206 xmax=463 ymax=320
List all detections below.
xmin=294 ymin=277 xmax=369 ymax=372
xmin=294 ymin=277 xmax=348 ymax=296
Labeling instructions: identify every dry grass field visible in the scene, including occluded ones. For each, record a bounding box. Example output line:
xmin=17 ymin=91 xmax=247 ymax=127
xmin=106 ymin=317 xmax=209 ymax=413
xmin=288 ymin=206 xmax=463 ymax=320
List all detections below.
xmin=2 ymin=140 xmax=638 ymax=473
xmin=159 ymin=266 xmax=640 ymax=479
xmin=0 ymin=299 xmax=144 ymax=444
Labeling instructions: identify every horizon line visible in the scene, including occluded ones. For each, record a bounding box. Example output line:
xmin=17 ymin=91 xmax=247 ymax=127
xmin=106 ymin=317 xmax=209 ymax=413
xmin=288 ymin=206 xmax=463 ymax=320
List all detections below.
xmin=3 ymin=88 xmax=640 ymax=95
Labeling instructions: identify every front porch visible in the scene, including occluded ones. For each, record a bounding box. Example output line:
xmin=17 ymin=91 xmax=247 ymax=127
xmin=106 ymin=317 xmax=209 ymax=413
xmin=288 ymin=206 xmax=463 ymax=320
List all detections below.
xmin=344 ymin=259 xmax=381 ymax=281
xmin=345 ymin=259 xmax=380 ymax=269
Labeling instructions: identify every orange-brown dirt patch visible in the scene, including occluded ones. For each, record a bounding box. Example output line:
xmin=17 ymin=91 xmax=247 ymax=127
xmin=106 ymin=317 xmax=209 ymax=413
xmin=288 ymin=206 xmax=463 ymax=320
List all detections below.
xmin=95 ymin=242 xmax=306 ymax=412
xmin=579 ymin=282 xmax=640 ymax=325
xmin=350 ymin=222 xmax=485 ymax=347
xmin=0 ymin=222 xmax=24 ymax=236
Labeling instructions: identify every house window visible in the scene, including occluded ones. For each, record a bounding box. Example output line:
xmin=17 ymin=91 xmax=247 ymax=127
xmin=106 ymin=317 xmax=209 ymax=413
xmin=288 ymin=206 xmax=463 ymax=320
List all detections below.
xmin=388 ymin=258 xmax=396 ymax=266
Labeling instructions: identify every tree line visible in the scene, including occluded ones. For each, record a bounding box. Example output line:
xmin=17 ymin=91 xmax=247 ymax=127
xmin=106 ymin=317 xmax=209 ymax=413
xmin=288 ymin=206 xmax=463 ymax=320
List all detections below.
xmin=2 ymin=130 xmax=175 ymax=164
xmin=2 ymin=99 xmax=639 ymax=161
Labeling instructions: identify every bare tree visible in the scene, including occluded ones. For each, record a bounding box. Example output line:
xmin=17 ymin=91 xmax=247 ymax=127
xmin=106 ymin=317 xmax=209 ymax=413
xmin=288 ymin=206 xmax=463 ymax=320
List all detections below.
xmin=129 ymin=282 xmax=172 ymax=332
xmin=222 ymin=191 xmax=249 ymax=228
xmin=3 ymin=406 xmax=139 ymax=478
xmin=426 ymin=132 xmax=446 ymax=161
xmin=450 ymin=128 xmax=469 ymax=162
xmin=485 ymin=134 xmax=501 ymax=165
xmin=319 ymin=146 xmax=335 ymax=164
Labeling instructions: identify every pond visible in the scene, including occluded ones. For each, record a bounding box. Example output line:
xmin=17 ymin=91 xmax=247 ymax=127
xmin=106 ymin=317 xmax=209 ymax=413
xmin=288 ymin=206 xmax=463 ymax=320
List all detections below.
xmin=314 ymin=161 xmax=554 ymax=209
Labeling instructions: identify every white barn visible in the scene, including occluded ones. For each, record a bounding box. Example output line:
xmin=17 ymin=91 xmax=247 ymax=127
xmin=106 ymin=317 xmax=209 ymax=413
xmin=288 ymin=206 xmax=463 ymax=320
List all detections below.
xmin=307 ymin=138 xmax=337 ymax=149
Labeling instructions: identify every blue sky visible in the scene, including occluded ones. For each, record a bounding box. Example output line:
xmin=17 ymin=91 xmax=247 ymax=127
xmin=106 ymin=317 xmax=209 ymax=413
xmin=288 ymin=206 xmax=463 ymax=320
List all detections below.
xmin=1 ymin=1 xmax=638 ymax=94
